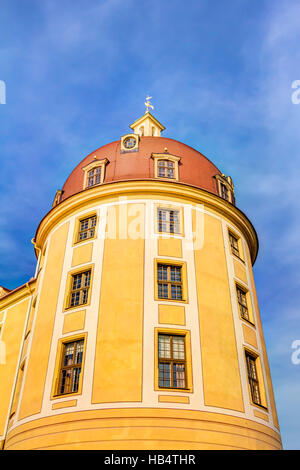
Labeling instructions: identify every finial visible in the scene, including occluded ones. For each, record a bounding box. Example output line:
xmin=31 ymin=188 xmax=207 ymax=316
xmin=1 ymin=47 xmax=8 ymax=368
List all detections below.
xmin=145 ymin=96 xmax=154 ymax=113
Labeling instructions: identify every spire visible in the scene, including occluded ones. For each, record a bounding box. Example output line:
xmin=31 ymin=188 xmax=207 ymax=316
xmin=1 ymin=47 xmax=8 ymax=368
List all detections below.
xmin=129 ymin=97 xmax=165 ymax=137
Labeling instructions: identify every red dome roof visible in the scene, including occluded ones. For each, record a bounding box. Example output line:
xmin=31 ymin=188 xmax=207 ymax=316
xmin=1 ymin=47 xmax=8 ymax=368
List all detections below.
xmin=61 ymin=136 xmax=222 ymax=202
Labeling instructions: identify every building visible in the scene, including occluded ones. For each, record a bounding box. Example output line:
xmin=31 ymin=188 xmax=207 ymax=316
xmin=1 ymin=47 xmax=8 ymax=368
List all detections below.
xmin=0 ymin=108 xmax=282 ymax=450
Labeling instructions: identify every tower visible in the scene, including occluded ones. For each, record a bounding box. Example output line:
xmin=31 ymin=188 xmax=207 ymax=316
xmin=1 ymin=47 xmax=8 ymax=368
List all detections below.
xmin=0 ymin=107 xmax=282 ymax=450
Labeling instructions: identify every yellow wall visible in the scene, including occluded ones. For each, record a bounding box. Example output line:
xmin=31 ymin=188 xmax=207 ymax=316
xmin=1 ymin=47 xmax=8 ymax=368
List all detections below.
xmin=0 ymin=296 xmax=30 ymax=437
xmin=92 ymin=204 xmax=145 ymax=403
xmin=4 ymin=408 xmax=282 ymax=450
xmin=18 ymin=222 xmax=69 ymax=420
xmin=244 ymin=244 xmax=280 ymax=429
xmin=193 ymin=211 xmax=244 ymax=412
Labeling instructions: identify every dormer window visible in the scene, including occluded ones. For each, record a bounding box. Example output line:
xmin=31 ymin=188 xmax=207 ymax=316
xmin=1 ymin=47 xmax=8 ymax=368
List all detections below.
xmin=152 ymin=154 xmax=180 ymax=181
xmin=82 ymin=158 xmax=108 ymax=189
xmin=52 ymin=189 xmax=63 ymax=208
xmin=215 ymin=174 xmax=235 ymax=204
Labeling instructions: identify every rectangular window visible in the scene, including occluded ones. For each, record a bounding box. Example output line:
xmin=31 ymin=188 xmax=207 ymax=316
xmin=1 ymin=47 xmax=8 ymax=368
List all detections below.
xmin=245 ymin=351 xmax=261 ymax=406
xmin=157 ymin=264 xmax=183 ymax=300
xmin=158 ymin=159 xmax=175 ymax=179
xmin=236 ymin=285 xmax=249 ymax=321
xmin=88 ymin=167 xmax=102 ymax=187
xmin=77 ymin=215 xmax=97 ymax=242
xmin=69 ymin=270 xmax=91 ymax=307
xmin=221 ymin=183 xmax=229 ymax=200
xmin=157 ymin=208 xmax=180 ymax=234
xmin=58 ymin=339 xmax=84 ymax=395
xmin=229 ymin=232 xmax=240 ymax=257
xmin=158 ymin=334 xmax=186 ymax=388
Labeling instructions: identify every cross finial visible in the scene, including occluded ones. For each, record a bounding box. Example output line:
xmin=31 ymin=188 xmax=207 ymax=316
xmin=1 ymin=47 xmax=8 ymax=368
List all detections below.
xmin=145 ymin=96 xmax=154 ymax=113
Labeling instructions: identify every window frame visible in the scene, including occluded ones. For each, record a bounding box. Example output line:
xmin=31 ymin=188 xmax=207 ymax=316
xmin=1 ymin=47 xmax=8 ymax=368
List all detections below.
xmin=228 ymin=230 xmax=244 ymax=261
xmin=82 ymin=158 xmax=108 ymax=189
xmin=155 ymin=204 xmax=184 ymax=237
xmin=152 ymin=154 xmax=180 ymax=181
xmin=51 ymin=333 xmax=87 ymax=399
xmin=244 ymin=349 xmax=268 ymax=410
xmin=64 ymin=265 xmax=94 ymax=311
xmin=120 ymin=133 xmax=139 ymax=152
xmin=77 ymin=214 xmax=97 ymax=243
xmin=158 ymin=333 xmax=187 ymax=389
xmin=154 ymin=328 xmax=193 ymax=393
xmin=57 ymin=339 xmax=84 ymax=396
xmin=236 ymin=285 xmax=249 ymax=322
xmin=154 ymin=260 xmax=188 ymax=303
xmin=235 ymin=282 xmax=255 ymax=326
xmin=157 ymin=207 xmax=181 ymax=235
xmin=215 ymin=174 xmax=235 ymax=204
xmin=73 ymin=212 xmax=98 ymax=246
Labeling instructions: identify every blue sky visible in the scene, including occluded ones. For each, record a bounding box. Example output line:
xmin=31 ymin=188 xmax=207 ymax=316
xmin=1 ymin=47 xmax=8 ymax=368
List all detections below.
xmin=1 ymin=0 xmax=300 ymax=449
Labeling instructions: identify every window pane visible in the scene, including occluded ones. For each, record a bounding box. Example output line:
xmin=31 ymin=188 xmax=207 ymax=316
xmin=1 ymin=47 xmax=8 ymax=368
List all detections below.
xmin=158 ymin=264 xmax=168 ymax=281
xmin=172 ymin=336 xmax=185 ymax=360
xmin=170 ymin=266 xmax=181 ymax=282
xmin=63 ymin=342 xmax=75 ymax=366
xmin=72 ymin=274 xmax=82 ymax=290
xmin=70 ymin=291 xmax=80 ymax=307
xmin=72 ymin=367 xmax=81 ymax=393
xmin=75 ymin=340 xmax=84 ymax=364
xmin=158 ymin=283 xmax=168 ymax=299
xmin=158 ymin=335 xmax=171 ymax=358
xmin=159 ymin=362 xmax=171 ymax=387
xmin=171 ymin=284 xmax=182 ymax=300
xmin=173 ymin=363 xmax=185 ymax=388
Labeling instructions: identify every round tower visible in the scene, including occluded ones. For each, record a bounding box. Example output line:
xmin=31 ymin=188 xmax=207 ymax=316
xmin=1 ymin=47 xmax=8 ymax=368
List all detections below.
xmin=3 ymin=109 xmax=282 ymax=450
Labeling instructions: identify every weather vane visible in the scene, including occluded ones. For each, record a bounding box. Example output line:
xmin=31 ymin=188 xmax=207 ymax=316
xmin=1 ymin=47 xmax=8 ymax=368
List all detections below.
xmin=145 ymin=96 xmax=154 ymax=113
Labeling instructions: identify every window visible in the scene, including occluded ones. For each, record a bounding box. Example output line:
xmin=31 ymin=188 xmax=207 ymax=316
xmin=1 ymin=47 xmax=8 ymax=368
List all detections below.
xmin=82 ymin=158 xmax=108 ymax=189
xmin=158 ymin=159 xmax=175 ymax=179
xmin=77 ymin=215 xmax=97 ymax=242
xmin=245 ymin=351 xmax=261 ymax=406
xmin=229 ymin=232 xmax=240 ymax=257
xmin=236 ymin=286 xmax=249 ymax=321
xmin=215 ymin=174 xmax=235 ymax=204
xmin=157 ymin=208 xmax=180 ymax=234
xmin=158 ymin=334 xmax=186 ymax=388
xmin=69 ymin=270 xmax=91 ymax=307
xmin=52 ymin=189 xmax=63 ymax=208
xmin=152 ymin=154 xmax=180 ymax=181
xmin=58 ymin=339 xmax=84 ymax=395
xmin=87 ymin=167 xmax=102 ymax=187
xmin=157 ymin=264 xmax=183 ymax=300
xmin=220 ymin=183 xmax=229 ymax=201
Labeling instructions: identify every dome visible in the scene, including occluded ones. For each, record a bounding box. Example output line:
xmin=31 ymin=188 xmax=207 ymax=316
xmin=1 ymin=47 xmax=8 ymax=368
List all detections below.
xmin=60 ymin=136 xmax=223 ymax=203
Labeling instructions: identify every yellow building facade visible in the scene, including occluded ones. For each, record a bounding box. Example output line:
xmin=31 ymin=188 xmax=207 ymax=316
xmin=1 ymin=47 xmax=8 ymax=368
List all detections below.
xmin=0 ymin=111 xmax=282 ymax=450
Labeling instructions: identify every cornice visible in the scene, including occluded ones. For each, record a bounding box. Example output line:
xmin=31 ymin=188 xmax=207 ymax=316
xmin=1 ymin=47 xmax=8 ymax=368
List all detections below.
xmin=34 ymin=180 xmax=259 ymax=264
xmin=0 ymin=279 xmax=36 ymax=310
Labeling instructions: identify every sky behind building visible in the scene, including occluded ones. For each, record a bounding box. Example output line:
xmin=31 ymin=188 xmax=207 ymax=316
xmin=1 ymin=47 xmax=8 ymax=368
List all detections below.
xmin=1 ymin=0 xmax=300 ymax=449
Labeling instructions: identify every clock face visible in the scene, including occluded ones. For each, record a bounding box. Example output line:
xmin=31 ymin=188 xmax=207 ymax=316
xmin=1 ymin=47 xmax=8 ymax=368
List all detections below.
xmin=124 ymin=136 xmax=137 ymax=149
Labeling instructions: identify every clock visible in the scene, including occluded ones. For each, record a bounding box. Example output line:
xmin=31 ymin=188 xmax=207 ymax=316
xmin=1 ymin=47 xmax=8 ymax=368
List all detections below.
xmin=123 ymin=136 xmax=137 ymax=149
